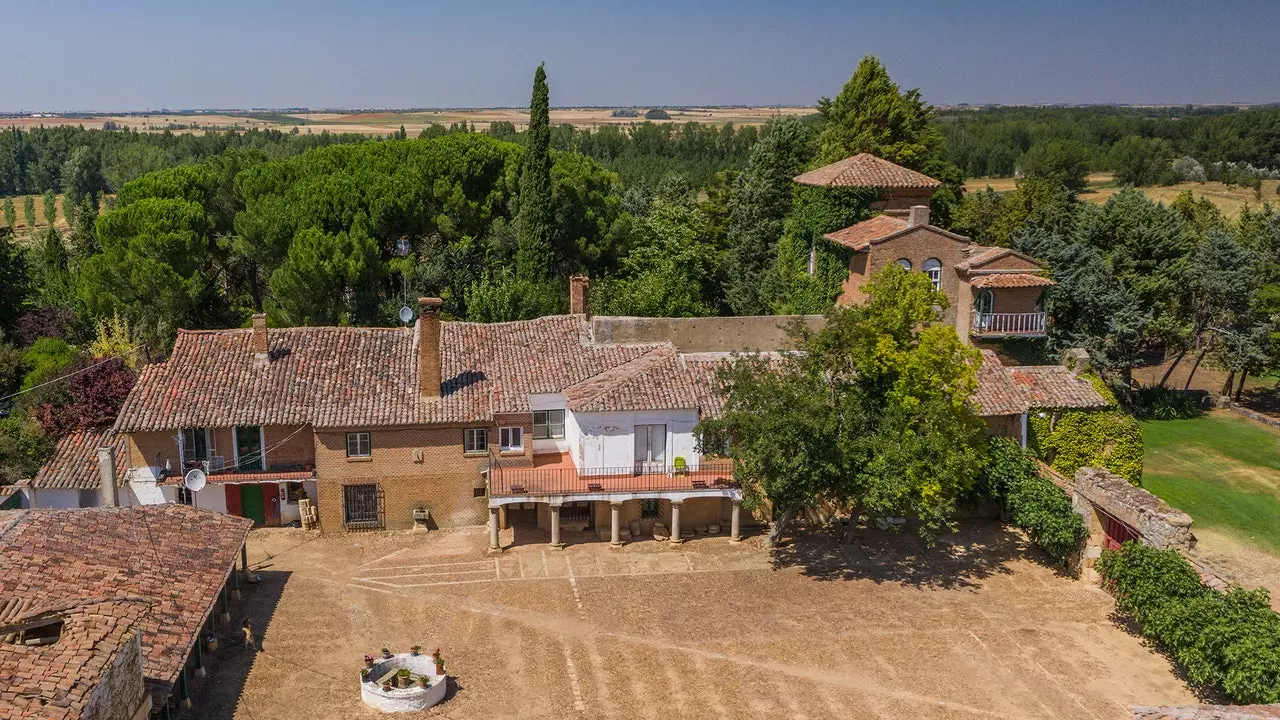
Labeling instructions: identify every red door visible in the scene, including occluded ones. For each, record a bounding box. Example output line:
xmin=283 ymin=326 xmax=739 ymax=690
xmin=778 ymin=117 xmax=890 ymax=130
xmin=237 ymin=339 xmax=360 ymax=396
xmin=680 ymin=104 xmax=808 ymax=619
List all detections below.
xmin=1102 ymin=513 xmax=1139 ymax=550
xmin=264 ymin=483 xmax=281 ymax=526
xmin=225 ymin=484 xmax=242 ymax=516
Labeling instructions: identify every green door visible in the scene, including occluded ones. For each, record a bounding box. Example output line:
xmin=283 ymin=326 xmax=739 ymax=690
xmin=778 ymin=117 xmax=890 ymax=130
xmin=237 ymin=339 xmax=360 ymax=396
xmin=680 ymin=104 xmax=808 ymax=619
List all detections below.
xmin=240 ymin=484 xmax=266 ymax=526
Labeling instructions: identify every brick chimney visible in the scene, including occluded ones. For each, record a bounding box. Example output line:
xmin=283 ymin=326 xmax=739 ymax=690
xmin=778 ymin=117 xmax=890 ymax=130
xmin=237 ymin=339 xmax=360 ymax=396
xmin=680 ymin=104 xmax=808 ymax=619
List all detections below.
xmin=569 ymin=275 xmax=591 ymax=317
xmin=417 ymin=297 xmax=443 ymax=398
xmin=907 ymin=205 xmax=931 ymax=227
xmin=251 ymin=314 xmax=269 ymax=367
xmin=97 ymin=446 xmax=118 ymax=507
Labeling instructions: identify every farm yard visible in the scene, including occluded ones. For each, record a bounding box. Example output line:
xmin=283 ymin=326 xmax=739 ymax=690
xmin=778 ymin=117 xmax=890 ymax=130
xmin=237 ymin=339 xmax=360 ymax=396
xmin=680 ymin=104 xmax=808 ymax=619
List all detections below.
xmin=188 ymin=524 xmax=1196 ymax=720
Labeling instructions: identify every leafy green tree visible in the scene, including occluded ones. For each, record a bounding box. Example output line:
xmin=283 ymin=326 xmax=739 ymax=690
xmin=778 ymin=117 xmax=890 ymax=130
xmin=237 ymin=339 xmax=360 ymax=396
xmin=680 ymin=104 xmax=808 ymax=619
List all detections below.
xmin=1019 ymin=140 xmax=1091 ymax=194
xmin=36 ymin=228 xmax=74 ymax=307
xmin=2 ymin=197 xmax=14 ymax=229
xmin=699 ymin=264 xmax=985 ymax=544
xmin=464 ymin=267 xmax=563 ymax=322
xmin=0 ymin=228 xmax=30 ymax=338
xmin=516 ymin=63 xmax=555 ymax=281
xmin=595 ymin=199 xmax=721 ymax=317
xmin=61 ymin=145 xmax=104 ymax=210
xmin=41 ymin=190 xmax=57 ymax=226
xmin=20 ymin=337 xmax=76 ymax=391
xmin=1110 ymin=135 xmax=1178 ymax=186
xmin=22 ymin=196 xmax=35 ymax=229
xmin=816 ymin=55 xmax=944 ymax=168
xmin=723 ymin=117 xmax=813 ymax=314
xmin=0 ymin=416 xmax=55 ymax=485
xmin=268 ymin=214 xmax=385 ymax=325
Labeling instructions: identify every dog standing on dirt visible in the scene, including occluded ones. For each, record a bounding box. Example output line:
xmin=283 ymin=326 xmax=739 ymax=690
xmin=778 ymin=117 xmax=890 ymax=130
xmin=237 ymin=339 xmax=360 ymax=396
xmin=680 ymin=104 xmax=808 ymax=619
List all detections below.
xmin=241 ymin=619 xmax=255 ymax=650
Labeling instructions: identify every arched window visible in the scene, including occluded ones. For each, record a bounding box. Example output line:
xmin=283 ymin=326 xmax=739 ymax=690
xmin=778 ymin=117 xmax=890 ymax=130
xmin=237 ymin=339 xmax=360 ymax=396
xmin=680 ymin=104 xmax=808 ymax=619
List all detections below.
xmin=974 ymin=289 xmax=995 ymax=315
xmin=923 ymin=258 xmax=942 ymax=290
xmin=895 ymin=258 xmax=912 ymax=271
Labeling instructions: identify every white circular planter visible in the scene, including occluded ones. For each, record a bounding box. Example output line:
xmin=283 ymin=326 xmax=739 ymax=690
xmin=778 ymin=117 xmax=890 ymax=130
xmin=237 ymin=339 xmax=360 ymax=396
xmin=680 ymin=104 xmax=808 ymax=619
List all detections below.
xmin=360 ymin=653 xmax=447 ymax=713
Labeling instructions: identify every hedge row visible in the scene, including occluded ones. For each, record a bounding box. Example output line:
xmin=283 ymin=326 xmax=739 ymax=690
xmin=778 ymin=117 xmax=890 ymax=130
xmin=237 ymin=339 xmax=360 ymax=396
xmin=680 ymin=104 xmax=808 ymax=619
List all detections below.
xmin=984 ymin=438 xmax=1086 ymax=563
xmin=1097 ymin=542 xmax=1280 ymax=704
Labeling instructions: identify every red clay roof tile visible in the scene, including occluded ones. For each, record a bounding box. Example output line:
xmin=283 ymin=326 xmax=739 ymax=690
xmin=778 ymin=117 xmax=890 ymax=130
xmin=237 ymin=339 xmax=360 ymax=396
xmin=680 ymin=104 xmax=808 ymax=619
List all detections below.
xmin=793 ymin=153 xmax=942 ymax=189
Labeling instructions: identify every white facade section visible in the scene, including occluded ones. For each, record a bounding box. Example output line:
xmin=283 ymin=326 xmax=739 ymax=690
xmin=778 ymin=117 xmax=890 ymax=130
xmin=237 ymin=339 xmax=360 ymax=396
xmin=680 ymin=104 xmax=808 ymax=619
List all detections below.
xmin=567 ymin=409 xmax=701 ymax=473
xmin=529 ymin=393 xmax=570 ymax=455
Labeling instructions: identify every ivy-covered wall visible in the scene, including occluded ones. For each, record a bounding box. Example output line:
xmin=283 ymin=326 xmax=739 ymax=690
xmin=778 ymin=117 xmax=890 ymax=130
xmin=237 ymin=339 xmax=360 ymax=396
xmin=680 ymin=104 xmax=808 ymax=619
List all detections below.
xmin=1028 ymin=374 xmax=1144 ymax=485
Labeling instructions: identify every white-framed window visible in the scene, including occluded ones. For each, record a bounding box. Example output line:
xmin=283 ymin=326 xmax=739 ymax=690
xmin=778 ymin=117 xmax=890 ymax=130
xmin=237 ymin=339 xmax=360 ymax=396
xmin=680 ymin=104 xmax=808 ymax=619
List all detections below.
xmin=463 ymin=428 xmax=488 ymax=454
xmin=895 ymin=258 xmax=912 ymax=271
xmin=974 ymin=289 xmax=995 ymax=315
xmin=923 ymin=258 xmax=942 ymax=291
xmin=499 ymin=427 xmax=523 ymax=452
xmin=533 ymin=410 xmax=565 ymax=440
xmin=181 ymin=428 xmax=210 ymax=465
xmin=346 ymin=431 xmax=371 ymax=458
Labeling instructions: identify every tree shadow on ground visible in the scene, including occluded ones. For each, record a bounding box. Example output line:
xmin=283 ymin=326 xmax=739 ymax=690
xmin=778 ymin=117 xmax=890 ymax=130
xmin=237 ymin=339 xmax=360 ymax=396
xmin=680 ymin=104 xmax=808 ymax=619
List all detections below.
xmin=1106 ymin=610 xmax=1227 ymax=704
xmin=769 ymin=520 xmax=1059 ymax=590
xmin=180 ymin=569 xmax=290 ymax=720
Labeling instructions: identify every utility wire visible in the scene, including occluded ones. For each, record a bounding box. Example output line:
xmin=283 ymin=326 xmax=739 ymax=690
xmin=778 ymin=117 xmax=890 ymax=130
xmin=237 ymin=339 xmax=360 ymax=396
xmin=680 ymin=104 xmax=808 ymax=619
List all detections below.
xmin=0 ymin=344 xmax=144 ymax=402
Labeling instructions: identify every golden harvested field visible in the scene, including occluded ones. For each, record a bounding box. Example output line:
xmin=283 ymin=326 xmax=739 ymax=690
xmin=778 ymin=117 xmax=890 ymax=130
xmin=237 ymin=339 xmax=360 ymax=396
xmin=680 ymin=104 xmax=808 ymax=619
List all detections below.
xmin=966 ymin=173 xmax=1280 ymax=216
xmin=182 ymin=523 xmax=1198 ymax=719
xmin=3 ymin=106 xmax=814 ymax=137
xmin=4 ymin=193 xmax=70 ymax=232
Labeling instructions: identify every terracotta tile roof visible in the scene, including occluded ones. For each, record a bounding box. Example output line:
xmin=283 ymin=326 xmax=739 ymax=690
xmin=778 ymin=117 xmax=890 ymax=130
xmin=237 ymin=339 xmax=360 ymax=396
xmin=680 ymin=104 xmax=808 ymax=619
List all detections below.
xmin=972 ymin=350 xmax=1030 ymax=416
xmin=823 ymin=215 xmax=908 ymax=250
xmin=31 ymin=428 xmax=126 ymax=490
xmin=793 ymin=153 xmax=941 ymax=189
xmin=115 ymin=316 xmax=663 ymax=431
xmin=969 ymin=273 xmax=1055 ymax=289
xmin=956 ymin=245 xmax=1044 ymax=272
xmin=1010 ymin=366 xmax=1109 ymax=409
xmin=0 ymin=506 xmax=252 ymax=705
xmin=1 ymin=598 xmax=149 ymax=720
xmin=565 ymin=347 xmax=701 ymax=412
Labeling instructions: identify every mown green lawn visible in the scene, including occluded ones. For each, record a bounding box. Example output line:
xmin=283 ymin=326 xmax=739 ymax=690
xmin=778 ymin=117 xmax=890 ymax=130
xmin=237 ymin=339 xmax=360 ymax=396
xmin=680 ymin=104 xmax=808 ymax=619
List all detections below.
xmin=1142 ymin=412 xmax=1280 ymax=554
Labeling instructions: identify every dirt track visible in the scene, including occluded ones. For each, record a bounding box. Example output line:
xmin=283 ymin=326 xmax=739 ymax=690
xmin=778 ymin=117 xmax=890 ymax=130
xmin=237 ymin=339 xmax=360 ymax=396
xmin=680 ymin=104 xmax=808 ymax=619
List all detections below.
xmin=185 ymin=523 xmax=1196 ymax=719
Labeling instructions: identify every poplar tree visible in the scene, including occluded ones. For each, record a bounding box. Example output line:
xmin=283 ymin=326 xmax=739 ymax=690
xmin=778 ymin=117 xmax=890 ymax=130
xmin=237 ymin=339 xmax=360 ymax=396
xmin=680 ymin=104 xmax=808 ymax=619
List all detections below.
xmin=23 ymin=196 xmax=35 ymax=228
xmin=2 ymin=197 xmax=14 ymax=228
xmin=42 ymin=190 xmax=57 ymax=226
xmin=515 ymin=63 xmax=555 ymax=280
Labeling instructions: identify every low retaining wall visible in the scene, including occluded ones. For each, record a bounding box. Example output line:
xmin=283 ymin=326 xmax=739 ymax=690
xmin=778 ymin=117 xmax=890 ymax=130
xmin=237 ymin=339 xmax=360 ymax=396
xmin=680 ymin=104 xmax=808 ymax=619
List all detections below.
xmin=1074 ymin=467 xmax=1193 ymax=551
xmin=1132 ymin=704 xmax=1280 ymax=719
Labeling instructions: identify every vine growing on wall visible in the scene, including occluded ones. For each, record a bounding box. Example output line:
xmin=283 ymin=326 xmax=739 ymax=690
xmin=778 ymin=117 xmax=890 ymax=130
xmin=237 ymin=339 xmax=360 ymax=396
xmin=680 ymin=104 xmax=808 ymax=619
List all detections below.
xmin=1028 ymin=374 xmax=1143 ymax=485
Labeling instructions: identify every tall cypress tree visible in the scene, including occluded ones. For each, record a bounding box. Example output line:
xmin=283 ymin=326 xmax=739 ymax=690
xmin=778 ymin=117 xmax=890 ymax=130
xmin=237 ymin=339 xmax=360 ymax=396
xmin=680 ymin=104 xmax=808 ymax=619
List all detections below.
xmin=516 ymin=63 xmax=555 ymax=280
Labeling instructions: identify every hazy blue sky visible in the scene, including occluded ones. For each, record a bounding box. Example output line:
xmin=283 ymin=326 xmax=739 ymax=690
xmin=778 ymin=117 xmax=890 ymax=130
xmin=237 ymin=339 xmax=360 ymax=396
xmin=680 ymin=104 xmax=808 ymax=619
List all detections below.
xmin=3 ymin=0 xmax=1278 ymax=111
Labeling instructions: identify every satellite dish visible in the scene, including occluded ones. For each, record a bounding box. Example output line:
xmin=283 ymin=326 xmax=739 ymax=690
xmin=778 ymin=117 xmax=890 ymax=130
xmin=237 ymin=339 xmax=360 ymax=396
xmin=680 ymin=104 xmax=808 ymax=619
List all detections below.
xmin=398 ymin=305 xmax=414 ymax=324
xmin=183 ymin=468 xmax=207 ymax=493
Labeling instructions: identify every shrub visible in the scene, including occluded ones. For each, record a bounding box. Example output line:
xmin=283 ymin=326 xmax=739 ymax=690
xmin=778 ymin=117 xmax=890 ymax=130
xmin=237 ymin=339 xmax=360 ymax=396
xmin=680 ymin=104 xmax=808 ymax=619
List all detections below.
xmin=1029 ymin=375 xmax=1143 ymax=485
xmin=983 ymin=438 xmax=1086 ymax=563
xmin=1097 ymin=542 xmax=1280 ymax=703
xmin=644 ymin=108 xmax=671 ymax=120
xmin=1135 ymin=385 xmax=1203 ymax=420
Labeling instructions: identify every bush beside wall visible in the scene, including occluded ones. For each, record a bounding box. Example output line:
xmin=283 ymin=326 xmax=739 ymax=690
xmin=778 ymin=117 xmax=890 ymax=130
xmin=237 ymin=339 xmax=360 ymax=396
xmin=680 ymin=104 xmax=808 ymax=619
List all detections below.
xmin=1097 ymin=542 xmax=1280 ymax=704
xmin=984 ymin=438 xmax=1086 ymax=564
xmin=1029 ymin=375 xmax=1144 ymax=485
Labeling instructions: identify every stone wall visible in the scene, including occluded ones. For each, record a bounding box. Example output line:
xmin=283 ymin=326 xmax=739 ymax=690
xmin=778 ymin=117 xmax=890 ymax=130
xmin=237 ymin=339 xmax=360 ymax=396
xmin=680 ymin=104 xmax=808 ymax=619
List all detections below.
xmin=83 ymin=630 xmax=150 ymax=720
xmin=591 ymin=315 xmax=823 ymax=352
xmin=1131 ymin=704 xmax=1280 ymax=719
xmin=1074 ymin=467 xmax=1193 ymax=551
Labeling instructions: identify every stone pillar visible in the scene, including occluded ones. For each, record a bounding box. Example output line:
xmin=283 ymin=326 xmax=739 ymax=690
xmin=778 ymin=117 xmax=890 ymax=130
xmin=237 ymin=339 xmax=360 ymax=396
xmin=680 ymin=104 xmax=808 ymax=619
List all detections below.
xmin=669 ymin=501 xmax=683 ymax=544
xmin=549 ymin=504 xmax=564 ymax=549
xmin=488 ymin=506 xmax=500 ymax=550
xmin=730 ymin=500 xmax=742 ymax=543
xmin=610 ymin=503 xmax=623 ymax=546
xmin=240 ymin=544 xmax=249 ymax=580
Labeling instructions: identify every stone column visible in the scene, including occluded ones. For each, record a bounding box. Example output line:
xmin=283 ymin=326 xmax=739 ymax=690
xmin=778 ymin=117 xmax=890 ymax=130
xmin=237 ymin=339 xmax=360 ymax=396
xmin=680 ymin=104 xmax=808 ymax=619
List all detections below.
xmin=730 ymin=500 xmax=742 ymax=543
xmin=669 ymin=501 xmax=683 ymax=544
xmin=549 ymin=504 xmax=565 ymax=549
xmin=488 ymin=506 xmax=500 ymax=550
xmin=610 ymin=502 xmax=623 ymax=546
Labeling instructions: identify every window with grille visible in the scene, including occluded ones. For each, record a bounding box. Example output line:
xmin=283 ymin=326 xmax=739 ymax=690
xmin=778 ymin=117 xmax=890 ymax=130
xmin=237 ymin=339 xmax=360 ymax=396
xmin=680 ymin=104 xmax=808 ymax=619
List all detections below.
xmin=177 ymin=485 xmax=195 ymax=506
xmin=346 ymin=432 xmax=371 ymax=458
xmin=463 ymin=428 xmax=487 ymax=454
xmin=640 ymin=499 xmax=660 ymax=518
xmin=500 ymin=427 xmax=523 ymax=452
xmin=342 ymin=484 xmax=379 ymax=526
xmin=533 ymin=410 xmax=566 ymax=439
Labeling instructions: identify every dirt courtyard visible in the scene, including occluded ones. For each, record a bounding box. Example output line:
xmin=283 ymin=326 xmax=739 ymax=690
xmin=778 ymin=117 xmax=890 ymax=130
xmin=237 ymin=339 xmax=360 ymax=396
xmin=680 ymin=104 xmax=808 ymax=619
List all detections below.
xmin=187 ymin=522 xmax=1196 ymax=719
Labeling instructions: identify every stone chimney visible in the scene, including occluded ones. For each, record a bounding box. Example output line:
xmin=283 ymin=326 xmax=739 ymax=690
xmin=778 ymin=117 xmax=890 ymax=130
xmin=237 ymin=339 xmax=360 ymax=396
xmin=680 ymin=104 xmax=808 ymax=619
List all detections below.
xmin=907 ymin=205 xmax=930 ymax=227
xmin=97 ymin=446 xmax=118 ymax=507
xmin=569 ymin=275 xmax=591 ymax=317
xmin=251 ymin=314 xmax=269 ymax=367
xmin=417 ymin=297 xmax=444 ymax=398
xmin=1061 ymin=348 xmax=1091 ymax=376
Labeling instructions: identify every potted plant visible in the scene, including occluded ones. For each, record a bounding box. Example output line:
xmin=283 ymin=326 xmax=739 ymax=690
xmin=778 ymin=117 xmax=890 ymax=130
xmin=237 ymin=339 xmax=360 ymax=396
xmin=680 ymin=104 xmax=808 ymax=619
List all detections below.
xmin=360 ymin=668 xmax=370 ymax=681
xmin=418 ymin=675 xmax=430 ymax=689
xmin=432 ymin=649 xmax=445 ymax=675
xmin=381 ymin=647 xmax=392 ymax=659
xmin=397 ymin=668 xmax=413 ymax=688
xmin=382 ymin=680 xmax=392 ymax=692
xmin=364 ymin=654 xmax=375 ymax=668
xmin=410 ymin=645 xmax=421 ymax=656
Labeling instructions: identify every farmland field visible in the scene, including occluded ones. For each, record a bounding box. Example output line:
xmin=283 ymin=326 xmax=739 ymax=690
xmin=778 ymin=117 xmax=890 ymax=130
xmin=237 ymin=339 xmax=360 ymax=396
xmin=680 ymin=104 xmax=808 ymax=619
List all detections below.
xmin=965 ymin=173 xmax=1280 ymax=216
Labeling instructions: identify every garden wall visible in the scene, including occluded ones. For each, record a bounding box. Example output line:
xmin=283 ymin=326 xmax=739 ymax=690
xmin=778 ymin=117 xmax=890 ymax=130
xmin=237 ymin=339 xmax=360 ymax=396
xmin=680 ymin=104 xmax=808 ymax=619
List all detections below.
xmin=1131 ymin=704 xmax=1280 ymax=719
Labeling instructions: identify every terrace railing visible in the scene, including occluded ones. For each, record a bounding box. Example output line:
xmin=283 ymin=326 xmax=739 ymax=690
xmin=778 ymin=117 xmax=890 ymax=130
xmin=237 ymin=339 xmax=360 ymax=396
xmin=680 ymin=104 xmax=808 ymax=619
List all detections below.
xmin=488 ymin=454 xmax=736 ymax=497
xmin=972 ymin=311 xmax=1046 ymax=335
xmin=182 ymin=453 xmax=315 ymax=477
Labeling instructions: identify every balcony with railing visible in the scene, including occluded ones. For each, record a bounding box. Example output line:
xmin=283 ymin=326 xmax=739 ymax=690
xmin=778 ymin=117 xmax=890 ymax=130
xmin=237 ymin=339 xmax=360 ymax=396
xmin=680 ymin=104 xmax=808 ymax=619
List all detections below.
xmin=178 ymin=453 xmax=316 ymax=482
xmin=489 ymin=452 xmax=736 ymax=497
xmin=971 ymin=311 xmax=1047 ymax=336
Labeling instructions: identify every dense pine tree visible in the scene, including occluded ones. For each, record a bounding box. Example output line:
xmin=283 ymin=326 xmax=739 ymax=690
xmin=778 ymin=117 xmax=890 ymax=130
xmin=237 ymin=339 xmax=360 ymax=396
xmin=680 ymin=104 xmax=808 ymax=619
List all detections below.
xmin=516 ymin=63 xmax=555 ymax=280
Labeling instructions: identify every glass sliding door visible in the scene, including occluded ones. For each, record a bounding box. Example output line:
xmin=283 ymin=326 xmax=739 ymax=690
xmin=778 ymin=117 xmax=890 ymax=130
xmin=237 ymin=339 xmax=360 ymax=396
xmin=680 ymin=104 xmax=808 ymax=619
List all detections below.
xmin=634 ymin=424 xmax=667 ymax=471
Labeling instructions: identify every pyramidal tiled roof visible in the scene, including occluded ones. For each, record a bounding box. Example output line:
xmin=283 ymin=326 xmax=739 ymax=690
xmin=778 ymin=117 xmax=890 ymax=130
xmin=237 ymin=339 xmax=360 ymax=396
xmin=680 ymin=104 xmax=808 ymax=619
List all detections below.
xmin=793 ymin=153 xmax=941 ymax=189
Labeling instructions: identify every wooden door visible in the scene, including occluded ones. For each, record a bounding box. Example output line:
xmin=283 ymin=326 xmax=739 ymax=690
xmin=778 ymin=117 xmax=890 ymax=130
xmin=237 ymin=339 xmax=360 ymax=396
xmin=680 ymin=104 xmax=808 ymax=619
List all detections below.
xmin=240 ymin=484 xmax=266 ymax=526
xmin=265 ymin=484 xmax=281 ymax=526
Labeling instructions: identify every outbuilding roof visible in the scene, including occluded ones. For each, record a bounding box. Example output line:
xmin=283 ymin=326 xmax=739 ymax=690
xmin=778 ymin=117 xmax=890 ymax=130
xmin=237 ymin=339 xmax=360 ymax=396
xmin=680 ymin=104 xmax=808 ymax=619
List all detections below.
xmin=969 ymin=273 xmax=1055 ymax=289
xmin=564 ymin=347 xmax=701 ymax=413
xmin=30 ymin=428 xmax=126 ymax=490
xmin=0 ymin=506 xmax=252 ymax=705
xmin=972 ymin=350 xmax=1031 ymax=416
xmin=1011 ymin=366 xmax=1110 ymax=409
xmin=793 ymin=153 xmax=941 ymax=189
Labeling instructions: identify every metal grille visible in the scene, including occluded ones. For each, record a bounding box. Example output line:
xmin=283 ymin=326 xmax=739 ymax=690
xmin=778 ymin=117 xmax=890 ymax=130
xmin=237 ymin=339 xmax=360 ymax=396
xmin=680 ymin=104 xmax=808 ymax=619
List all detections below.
xmin=343 ymin=483 xmax=381 ymax=528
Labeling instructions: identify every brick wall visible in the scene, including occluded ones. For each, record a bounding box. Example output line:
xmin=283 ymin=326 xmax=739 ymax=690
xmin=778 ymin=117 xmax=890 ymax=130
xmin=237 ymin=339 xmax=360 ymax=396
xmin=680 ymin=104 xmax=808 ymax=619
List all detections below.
xmin=983 ymin=414 xmax=1023 ymax=442
xmin=125 ymin=425 xmax=313 ymax=473
xmin=872 ymin=188 xmax=935 ymax=212
xmin=861 ymin=227 xmax=971 ymax=329
xmin=987 ymin=286 xmax=1044 ymax=315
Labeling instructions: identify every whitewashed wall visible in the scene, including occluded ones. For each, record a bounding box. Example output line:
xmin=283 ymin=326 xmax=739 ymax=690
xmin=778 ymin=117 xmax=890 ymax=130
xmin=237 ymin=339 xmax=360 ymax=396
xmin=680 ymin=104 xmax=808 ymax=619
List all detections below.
xmin=567 ymin=409 xmax=701 ymax=473
xmin=529 ymin=393 xmax=570 ymax=455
